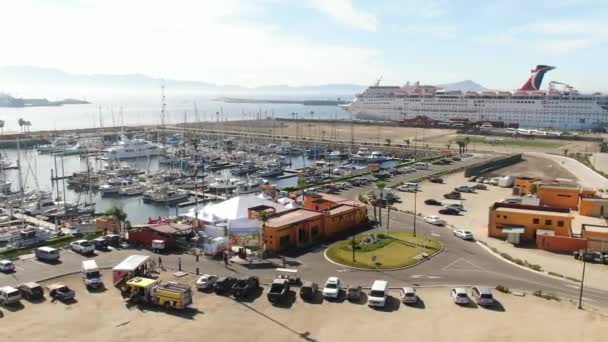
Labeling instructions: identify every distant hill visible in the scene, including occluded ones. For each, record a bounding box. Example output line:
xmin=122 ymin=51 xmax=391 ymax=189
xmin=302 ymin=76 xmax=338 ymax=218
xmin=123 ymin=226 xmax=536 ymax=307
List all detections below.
xmin=437 ymin=80 xmax=488 ymax=91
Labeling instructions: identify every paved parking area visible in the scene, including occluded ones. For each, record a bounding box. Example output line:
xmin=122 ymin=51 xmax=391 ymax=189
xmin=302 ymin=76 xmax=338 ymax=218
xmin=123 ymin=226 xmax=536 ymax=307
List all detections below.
xmin=2 ymin=271 xmax=606 ymax=342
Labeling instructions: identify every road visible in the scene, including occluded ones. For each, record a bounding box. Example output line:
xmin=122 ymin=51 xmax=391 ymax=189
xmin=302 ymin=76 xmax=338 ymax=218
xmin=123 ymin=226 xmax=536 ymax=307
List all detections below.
xmin=526 ymin=151 xmax=608 ymax=189
xmin=2 ymin=152 xmax=606 ymax=309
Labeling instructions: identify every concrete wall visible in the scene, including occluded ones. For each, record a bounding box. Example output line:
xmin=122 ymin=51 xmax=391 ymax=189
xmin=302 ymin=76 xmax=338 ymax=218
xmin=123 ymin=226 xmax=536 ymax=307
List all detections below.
xmin=536 ymin=235 xmax=587 ymax=252
xmin=464 ymin=154 xmax=522 ymax=177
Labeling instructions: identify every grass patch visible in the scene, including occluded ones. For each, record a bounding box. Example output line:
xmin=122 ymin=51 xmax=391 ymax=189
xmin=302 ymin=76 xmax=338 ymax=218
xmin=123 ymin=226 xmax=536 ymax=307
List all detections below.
xmin=326 ymin=231 xmax=441 ymax=269
xmin=454 ymin=135 xmax=564 ymax=148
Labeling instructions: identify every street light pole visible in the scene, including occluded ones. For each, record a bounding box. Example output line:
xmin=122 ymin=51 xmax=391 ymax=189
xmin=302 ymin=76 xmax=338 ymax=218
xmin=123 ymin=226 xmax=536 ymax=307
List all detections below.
xmin=413 ymin=188 xmax=417 ymax=237
xmin=351 ymin=234 xmax=356 ymax=262
xmin=578 ymin=254 xmax=587 ymax=310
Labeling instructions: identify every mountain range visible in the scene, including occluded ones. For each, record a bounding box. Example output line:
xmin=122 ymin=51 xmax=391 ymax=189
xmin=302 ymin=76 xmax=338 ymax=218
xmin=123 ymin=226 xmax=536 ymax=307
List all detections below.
xmin=0 ymin=66 xmax=488 ymax=94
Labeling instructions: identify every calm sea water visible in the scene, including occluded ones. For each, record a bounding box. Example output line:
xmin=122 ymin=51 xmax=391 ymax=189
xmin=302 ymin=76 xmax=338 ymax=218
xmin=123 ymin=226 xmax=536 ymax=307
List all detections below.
xmin=0 ymin=93 xmax=352 ymax=132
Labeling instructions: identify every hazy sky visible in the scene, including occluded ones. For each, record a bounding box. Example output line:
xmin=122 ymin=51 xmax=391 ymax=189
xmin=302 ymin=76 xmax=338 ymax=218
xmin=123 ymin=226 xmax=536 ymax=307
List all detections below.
xmin=1 ymin=0 xmax=607 ymax=91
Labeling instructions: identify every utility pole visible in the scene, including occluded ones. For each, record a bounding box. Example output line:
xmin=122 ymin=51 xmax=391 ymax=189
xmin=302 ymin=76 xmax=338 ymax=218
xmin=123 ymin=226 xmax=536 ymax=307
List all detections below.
xmin=578 ymin=253 xmax=587 ymax=309
xmin=160 ymin=82 xmax=166 ymax=126
xmin=351 ymin=234 xmax=356 ymax=262
xmin=413 ymin=188 xmax=417 ymax=237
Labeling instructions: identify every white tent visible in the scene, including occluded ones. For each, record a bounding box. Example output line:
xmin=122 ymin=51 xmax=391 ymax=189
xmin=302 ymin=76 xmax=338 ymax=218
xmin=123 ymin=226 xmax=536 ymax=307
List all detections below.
xmin=185 ymin=194 xmax=287 ymax=223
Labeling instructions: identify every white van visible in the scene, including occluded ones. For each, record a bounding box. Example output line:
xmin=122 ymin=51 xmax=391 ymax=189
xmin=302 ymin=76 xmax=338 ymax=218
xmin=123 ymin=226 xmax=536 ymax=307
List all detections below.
xmin=81 ymin=260 xmax=103 ymax=289
xmin=0 ymin=286 xmax=22 ymax=305
xmin=35 ymin=246 xmax=60 ymax=262
xmin=367 ymin=280 xmax=389 ymax=308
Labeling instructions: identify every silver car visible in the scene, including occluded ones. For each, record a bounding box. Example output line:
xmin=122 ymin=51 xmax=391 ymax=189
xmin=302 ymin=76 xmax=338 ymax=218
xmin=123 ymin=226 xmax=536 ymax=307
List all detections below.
xmin=471 ymin=286 xmax=494 ymax=306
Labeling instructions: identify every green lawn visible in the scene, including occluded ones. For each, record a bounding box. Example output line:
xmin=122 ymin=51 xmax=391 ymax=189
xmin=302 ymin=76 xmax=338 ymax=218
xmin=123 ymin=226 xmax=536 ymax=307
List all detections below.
xmin=326 ymin=231 xmax=441 ymax=269
xmin=454 ymin=135 xmax=565 ymax=148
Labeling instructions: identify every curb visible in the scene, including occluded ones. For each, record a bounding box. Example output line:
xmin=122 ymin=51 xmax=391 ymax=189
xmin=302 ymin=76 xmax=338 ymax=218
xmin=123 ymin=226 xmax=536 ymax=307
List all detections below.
xmin=475 ymin=241 xmax=579 ymax=284
xmin=323 ymin=238 xmax=444 ymax=272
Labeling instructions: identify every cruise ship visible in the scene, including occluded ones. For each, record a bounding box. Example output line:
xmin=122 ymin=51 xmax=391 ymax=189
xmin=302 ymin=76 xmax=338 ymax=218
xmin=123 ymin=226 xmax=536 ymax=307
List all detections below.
xmin=346 ymin=65 xmax=608 ymax=130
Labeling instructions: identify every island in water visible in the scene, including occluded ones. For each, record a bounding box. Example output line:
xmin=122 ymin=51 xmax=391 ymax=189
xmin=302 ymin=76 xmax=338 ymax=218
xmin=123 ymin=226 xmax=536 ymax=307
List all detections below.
xmin=0 ymin=93 xmax=90 ymax=107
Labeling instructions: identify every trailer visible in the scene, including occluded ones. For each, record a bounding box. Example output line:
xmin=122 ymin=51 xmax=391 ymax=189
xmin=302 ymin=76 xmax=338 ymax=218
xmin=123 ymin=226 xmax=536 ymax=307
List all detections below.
xmin=112 ymin=255 xmax=152 ymax=287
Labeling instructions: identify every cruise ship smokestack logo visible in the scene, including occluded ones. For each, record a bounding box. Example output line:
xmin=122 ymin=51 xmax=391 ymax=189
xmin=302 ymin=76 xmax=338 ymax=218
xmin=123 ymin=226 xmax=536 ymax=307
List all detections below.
xmin=519 ymin=65 xmax=555 ymax=91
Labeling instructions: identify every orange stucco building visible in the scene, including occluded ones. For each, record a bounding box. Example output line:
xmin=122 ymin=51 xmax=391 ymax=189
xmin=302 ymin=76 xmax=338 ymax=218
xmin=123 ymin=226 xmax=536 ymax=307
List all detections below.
xmin=488 ymin=202 xmax=573 ymax=242
xmin=579 ymin=196 xmax=608 ymax=218
xmin=514 ymin=177 xmax=539 ymax=195
xmin=536 ymin=183 xmax=580 ymax=209
xmin=262 ymin=193 xmax=368 ymax=252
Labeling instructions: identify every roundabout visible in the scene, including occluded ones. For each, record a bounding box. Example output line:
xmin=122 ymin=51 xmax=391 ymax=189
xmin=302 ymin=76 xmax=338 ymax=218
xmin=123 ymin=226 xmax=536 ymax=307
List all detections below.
xmin=324 ymin=231 xmax=442 ymax=270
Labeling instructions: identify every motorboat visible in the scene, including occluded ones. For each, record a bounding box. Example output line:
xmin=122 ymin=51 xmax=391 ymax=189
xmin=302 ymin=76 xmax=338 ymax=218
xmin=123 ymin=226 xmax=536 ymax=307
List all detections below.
xmin=208 ymin=178 xmax=240 ymax=192
xmin=235 ymin=178 xmax=265 ymax=194
xmin=257 ymin=163 xmax=283 ymax=178
xmin=366 ymin=151 xmax=387 ymax=163
xmin=99 ymin=178 xmax=133 ymax=196
xmin=143 ymin=185 xmax=189 ymax=205
xmin=107 ymin=135 xmax=165 ymax=159
xmin=37 ymin=137 xmax=74 ymax=153
xmin=231 ymin=160 xmax=258 ymax=176
xmin=351 ymin=148 xmax=370 ymax=162
xmin=327 ymin=150 xmax=349 ymax=160
xmin=118 ymin=184 xmax=148 ymax=196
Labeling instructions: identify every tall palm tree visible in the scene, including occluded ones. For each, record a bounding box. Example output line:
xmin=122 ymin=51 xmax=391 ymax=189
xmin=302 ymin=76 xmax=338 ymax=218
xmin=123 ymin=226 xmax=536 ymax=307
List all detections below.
xmin=0 ymin=120 xmax=4 ymax=135
xmin=18 ymin=118 xmax=25 ymax=133
xmin=257 ymin=211 xmax=271 ymax=251
xmin=375 ymin=181 xmax=386 ymax=227
xmin=105 ymin=206 xmax=127 ymax=234
xmin=297 ymin=176 xmax=307 ymax=204
xmin=464 ymin=136 xmax=471 ymax=153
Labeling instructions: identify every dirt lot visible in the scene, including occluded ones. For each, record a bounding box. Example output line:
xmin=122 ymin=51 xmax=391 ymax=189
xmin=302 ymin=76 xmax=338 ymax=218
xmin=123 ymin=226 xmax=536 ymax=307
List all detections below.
xmin=2 ymin=271 xmax=606 ymax=342
xmin=486 ymin=154 xmax=576 ymax=179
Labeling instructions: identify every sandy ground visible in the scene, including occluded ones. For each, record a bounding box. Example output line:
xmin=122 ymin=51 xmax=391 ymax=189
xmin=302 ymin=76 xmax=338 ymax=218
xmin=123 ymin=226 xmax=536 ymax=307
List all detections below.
xmin=388 ymin=156 xmax=608 ymax=290
xmin=2 ymin=271 xmax=607 ymax=342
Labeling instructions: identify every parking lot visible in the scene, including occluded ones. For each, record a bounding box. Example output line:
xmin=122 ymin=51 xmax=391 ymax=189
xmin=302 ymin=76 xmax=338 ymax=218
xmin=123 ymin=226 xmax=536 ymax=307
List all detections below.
xmin=2 ymin=270 xmax=606 ymax=342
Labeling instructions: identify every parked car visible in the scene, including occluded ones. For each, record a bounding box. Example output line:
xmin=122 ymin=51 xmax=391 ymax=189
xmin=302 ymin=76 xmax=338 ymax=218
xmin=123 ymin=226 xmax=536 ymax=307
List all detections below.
xmin=472 ymin=183 xmax=488 ymax=190
xmin=0 ymin=259 xmax=16 ymax=273
xmin=70 ymin=239 xmax=95 ymax=255
xmin=267 ymin=278 xmax=290 ymax=304
xmin=424 ymin=215 xmax=446 ymax=226
xmin=347 ymin=285 xmax=363 ymax=302
xmin=471 ymin=286 xmax=494 ymax=306
xmin=17 ymin=282 xmax=44 ymax=300
xmin=454 ymin=229 xmax=474 ymax=240
xmin=451 ymin=287 xmax=469 ymax=304
xmin=429 ymin=177 xmax=443 ymax=184
xmin=103 ymin=234 xmax=122 ymax=247
xmin=439 ymin=207 xmax=461 ymax=215
xmin=0 ymin=286 xmax=21 ymax=305
xmin=573 ymin=250 xmax=608 ymax=263
xmin=455 ymin=185 xmax=475 ymax=193
xmin=399 ymin=287 xmax=418 ymax=304
xmin=92 ymin=237 xmax=109 ymax=251
xmin=213 ymin=277 xmax=237 ymax=295
xmin=232 ymin=276 xmax=260 ymax=298
xmin=299 ymin=281 xmax=318 ymax=301
xmin=47 ymin=283 xmax=75 ymax=301
xmin=468 ymin=176 xmax=479 ymax=182
xmin=425 ymin=199 xmax=442 ymax=206
xmin=397 ymin=183 xmax=418 ymax=192
xmin=443 ymin=191 xmax=462 ymax=200
xmin=322 ymin=277 xmax=342 ymax=299
xmin=452 ymin=156 xmax=461 ymax=161
xmin=446 ymin=204 xmax=465 ymax=212
xmin=475 ymin=177 xmax=486 ymax=183
xmin=196 ymin=274 xmax=219 ymax=291
xmin=35 ymin=246 xmax=60 ymax=262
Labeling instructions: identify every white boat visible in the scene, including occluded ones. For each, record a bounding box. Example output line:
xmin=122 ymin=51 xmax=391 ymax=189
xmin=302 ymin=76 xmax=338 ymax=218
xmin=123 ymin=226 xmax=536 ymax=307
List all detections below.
xmin=327 ymin=150 xmax=349 ymax=160
xmin=366 ymin=151 xmax=387 ymax=163
xmin=208 ymin=178 xmax=240 ymax=192
xmin=235 ymin=178 xmax=265 ymax=194
xmin=143 ymin=185 xmax=189 ymax=204
xmin=99 ymin=178 xmax=133 ymax=196
xmin=37 ymin=137 xmax=73 ymax=153
xmin=351 ymin=148 xmax=370 ymax=162
xmin=118 ymin=184 xmax=148 ymax=196
xmin=107 ymin=136 xmax=164 ymax=159
xmin=257 ymin=163 xmax=283 ymax=178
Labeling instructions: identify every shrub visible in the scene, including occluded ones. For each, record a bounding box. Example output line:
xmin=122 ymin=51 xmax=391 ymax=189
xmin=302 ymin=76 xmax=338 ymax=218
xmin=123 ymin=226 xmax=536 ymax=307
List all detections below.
xmin=500 ymin=253 xmax=513 ymax=261
xmin=377 ymin=233 xmax=387 ymax=239
xmin=513 ymin=259 xmax=525 ymax=266
xmin=533 ymin=290 xmax=560 ymax=301
xmin=527 ymin=263 xmax=542 ymax=272
xmin=495 ymin=285 xmax=510 ymax=293
xmin=565 ymin=276 xmax=581 ymax=283
xmin=548 ymin=271 xmax=564 ymax=278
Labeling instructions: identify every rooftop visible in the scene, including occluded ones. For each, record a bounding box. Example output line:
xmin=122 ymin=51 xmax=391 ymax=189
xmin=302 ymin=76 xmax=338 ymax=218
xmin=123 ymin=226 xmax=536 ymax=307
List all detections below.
xmin=265 ymin=209 xmax=323 ymax=228
xmin=495 ymin=207 xmax=572 ymax=218
xmin=328 ymin=204 xmax=357 ymax=215
xmin=147 ymin=223 xmax=193 ymax=234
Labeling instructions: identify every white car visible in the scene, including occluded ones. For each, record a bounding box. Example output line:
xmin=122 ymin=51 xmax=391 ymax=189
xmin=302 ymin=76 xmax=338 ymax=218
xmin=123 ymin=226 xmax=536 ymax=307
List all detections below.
xmin=322 ymin=277 xmax=341 ymax=299
xmin=196 ymin=274 xmax=218 ymax=291
xmin=0 ymin=259 xmax=16 ymax=272
xmin=70 ymin=240 xmax=95 ymax=254
xmin=451 ymin=287 xmax=469 ymax=304
xmin=454 ymin=229 xmax=474 ymax=240
xmin=424 ymin=216 xmax=446 ymax=226
xmin=400 ymin=287 xmax=418 ymax=304
xmin=397 ymin=183 xmax=418 ymax=192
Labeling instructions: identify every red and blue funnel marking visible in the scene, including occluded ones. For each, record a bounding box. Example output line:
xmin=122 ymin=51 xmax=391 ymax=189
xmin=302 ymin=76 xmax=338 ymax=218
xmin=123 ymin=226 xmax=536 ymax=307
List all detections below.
xmin=519 ymin=65 xmax=555 ymax=91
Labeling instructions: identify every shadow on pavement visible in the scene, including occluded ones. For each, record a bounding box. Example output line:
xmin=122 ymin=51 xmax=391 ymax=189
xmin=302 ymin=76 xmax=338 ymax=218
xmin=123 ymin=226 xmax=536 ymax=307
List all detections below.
xmin=1 ymin=301 xmax=25 ymax=312
xmin=233 ymin=287 xmax=263 ymax=303
xmin=347 ymin=292 xmax=368 ymax=305
xmin=301 ymin=291 xmax=324 ymax=305
xmin=406 ymin=298 xmax=426 ymax=309
xmin=374 ymin=296 xmax=400 ymax=312
xmin=484 ymin=300 xmax=506 ymax=312
xmin=236 ymin=301 xmax=318 ymax=342
xmin=272 ymin=290 xmax=296 ymax=309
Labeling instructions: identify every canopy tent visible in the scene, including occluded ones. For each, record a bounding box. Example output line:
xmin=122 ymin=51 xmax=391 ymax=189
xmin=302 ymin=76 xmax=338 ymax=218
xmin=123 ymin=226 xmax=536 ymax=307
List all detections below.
xmin=185 ymin=194 xmax=287 ymax=223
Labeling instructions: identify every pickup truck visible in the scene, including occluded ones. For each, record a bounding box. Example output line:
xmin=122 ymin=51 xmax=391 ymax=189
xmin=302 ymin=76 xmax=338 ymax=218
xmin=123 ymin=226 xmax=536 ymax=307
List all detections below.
xmin=18 ymin=282 xmax=44 ymax=300
xmin=267 ymin=279 xmax=290 ymax=304
xmin=70 ymin=240 xmax=95 ymax=255
xmin=231 ymin=276 xmax=260 ymax=298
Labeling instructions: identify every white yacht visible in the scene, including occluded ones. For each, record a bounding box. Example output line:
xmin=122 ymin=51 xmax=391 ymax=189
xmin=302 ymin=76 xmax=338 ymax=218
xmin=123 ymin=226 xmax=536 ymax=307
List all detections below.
xmin=327 ymin=150 xmax=349 ymax=160
xmin=366 ymin=151 xmax=387 ymax=163
xmin=143 ymin=185 xmax=189 ymax=204
xmin=352 ymin=148 xmax=370 ymax=162
xmin=107 ymin=136 xmax=164 ymax=159
xmin=235 ymin=178 xmax=265 ymax=194
xmin=99 ymin=178 xmax=133 ymax=196
xmin=208 ymin=178 xmax=240 ymax=192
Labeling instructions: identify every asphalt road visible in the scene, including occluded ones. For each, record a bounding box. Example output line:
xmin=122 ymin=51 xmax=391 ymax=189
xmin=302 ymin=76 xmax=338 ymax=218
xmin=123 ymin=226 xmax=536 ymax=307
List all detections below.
xmin=2 ymin=152 xmax=606 ymax=309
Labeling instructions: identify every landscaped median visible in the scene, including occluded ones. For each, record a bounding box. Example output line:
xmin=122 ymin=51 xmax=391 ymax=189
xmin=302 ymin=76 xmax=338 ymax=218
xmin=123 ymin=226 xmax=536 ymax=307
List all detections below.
xmin=325 ymin=231 xmax=442 ymax=270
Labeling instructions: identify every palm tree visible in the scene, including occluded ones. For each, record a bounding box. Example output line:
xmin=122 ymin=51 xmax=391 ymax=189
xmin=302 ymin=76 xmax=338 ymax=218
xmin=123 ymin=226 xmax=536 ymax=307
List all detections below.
xmin=297 ymin=176 xmax=307 ymax=203
xmin=0 ymin=120 xmax=4 ymax=135
xmin=385 ymin=138 xmax=392 ymax=146
xmin=386 ymin=206 xmax=394 ymax=234
xmin=455 ymin=139 xmax=465 ymax=154
xmin=257 ymin=211 xmax=271 ymax=252
xmin=18 ymin=118 xmax=25 ymax=133
xmin=375 ymin=181 xmax=386 ymax=227
xmin=464 ymin=136 xmax=471 ymax=153
xmin=105 ymin=206 xmax=127 ymax=234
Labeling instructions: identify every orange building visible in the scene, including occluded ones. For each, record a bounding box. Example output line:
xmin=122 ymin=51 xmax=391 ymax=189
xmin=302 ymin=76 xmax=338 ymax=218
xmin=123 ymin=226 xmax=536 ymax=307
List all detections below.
xmin=514 ymin=177 xmax=539 ymax=195
xmin=579 ymin=196 xmax=608 ymax=218
xmin=263 ymin=193 xmax=368 ymax=252
xmin=536 ymin=183 xmax=580 ymax=210
xmin=488 ymin=202 xmax=573 ymax=243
